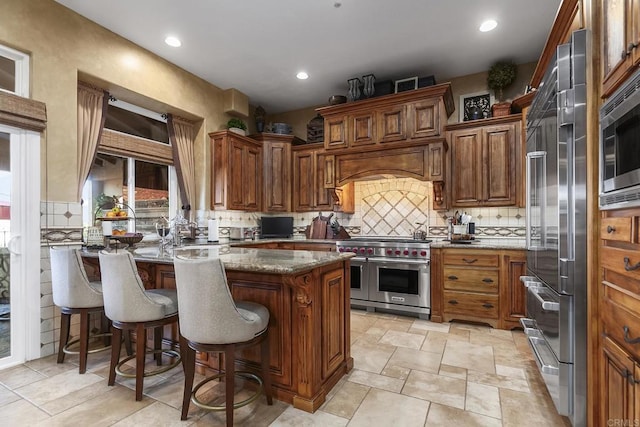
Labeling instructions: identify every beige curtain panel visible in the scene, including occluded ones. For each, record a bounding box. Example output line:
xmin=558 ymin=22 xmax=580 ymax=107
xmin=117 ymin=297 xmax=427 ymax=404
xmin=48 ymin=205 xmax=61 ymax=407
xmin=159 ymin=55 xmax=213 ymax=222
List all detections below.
xmin=77 ymin=83 xmax=108 ymax=201
xmin=168 ymin=114 xmax=196 ymax=216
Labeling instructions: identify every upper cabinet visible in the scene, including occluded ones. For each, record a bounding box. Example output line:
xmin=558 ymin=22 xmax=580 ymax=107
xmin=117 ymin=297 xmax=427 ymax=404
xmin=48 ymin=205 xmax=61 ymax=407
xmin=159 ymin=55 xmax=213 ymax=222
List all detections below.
xmin=602 ymin=0 xmax=640 ymax=98
xmin=210 ymin=130 xmax=262 ymax=211
xmin=317 ymin=84 xmax=454 ymax=152
xmin=251 ymin=133 xmax=299 ymax=213
xmin=446 ymin=115 xmax=522 ymax=207
xmin=292 ymin=144 xmax=334 ymax=212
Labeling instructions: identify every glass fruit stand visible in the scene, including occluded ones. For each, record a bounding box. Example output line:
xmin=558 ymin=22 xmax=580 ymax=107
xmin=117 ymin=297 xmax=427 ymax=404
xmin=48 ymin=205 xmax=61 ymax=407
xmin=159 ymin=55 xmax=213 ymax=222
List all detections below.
xmin=91 ymin=196 xmax=142 ymax=248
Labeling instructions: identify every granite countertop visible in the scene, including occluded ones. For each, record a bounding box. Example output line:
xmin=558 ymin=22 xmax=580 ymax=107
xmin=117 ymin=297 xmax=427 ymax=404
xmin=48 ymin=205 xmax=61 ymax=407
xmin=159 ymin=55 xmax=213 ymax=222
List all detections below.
xmin=82 ymin=245 xmax=354 ymax=275
xmin=429 ymin=238 xmax=526 ymax=250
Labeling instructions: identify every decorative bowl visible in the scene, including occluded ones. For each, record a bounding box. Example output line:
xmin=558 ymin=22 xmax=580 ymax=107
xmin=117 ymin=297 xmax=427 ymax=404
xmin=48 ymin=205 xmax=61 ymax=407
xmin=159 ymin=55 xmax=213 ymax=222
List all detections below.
xmin=328 ymin=95 xmax=347 ymax=105
xmin=111 ymin=233 xmax=144 ymax=247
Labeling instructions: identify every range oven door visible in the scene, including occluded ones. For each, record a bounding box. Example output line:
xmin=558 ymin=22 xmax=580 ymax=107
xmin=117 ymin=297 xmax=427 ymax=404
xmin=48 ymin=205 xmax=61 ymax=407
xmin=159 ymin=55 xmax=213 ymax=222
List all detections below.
xmin=368 ymin=258 xmax=430 ymax=309
xmin=350 ymin=257 xmax=368 ymax=301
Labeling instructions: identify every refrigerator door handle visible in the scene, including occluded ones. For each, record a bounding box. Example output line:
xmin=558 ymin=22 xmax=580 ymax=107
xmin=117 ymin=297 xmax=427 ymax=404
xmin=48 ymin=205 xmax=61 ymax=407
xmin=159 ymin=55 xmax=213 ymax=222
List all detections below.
xmin=528 ymin=285 xmax=560 ymax=312
xmin=526 ymin=151 xmax=547 ymax=251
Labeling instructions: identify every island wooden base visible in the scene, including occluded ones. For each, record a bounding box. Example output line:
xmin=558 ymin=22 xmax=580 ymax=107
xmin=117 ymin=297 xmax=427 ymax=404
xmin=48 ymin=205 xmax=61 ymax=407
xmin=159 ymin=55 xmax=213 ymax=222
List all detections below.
xmin=83 ymin=256 xmax=353 ymax=412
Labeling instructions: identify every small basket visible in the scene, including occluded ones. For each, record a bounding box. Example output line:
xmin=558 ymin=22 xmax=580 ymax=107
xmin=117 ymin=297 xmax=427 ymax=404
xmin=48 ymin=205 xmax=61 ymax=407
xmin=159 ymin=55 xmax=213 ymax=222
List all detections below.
xmin=111 ymin=233 xmax=144 ymax=247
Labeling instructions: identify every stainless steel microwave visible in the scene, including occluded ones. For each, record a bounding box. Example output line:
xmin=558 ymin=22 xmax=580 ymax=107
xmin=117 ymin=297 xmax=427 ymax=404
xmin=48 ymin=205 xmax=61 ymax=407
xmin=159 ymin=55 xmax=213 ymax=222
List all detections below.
xmin=600 ymin=68 xmax=640 ymax=209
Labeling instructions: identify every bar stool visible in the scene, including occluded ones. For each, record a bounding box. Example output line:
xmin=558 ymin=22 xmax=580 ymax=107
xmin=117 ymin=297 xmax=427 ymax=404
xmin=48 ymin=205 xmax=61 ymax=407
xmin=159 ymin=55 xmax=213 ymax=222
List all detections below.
xmin=173 ymin=256 xmax=272 ymax=425
xmin=98 ymin=250 xmax=182 ymax=401
xmin=50 ymin=247 xmax=111 ymax=374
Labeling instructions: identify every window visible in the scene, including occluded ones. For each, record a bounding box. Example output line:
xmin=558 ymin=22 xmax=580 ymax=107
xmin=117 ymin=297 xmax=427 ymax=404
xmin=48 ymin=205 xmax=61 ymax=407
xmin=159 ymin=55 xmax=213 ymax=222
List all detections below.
xmin=82 ymin=99 xmax=178 ymax=236
xmin=0 ymin=44 xmax=29 ymax=97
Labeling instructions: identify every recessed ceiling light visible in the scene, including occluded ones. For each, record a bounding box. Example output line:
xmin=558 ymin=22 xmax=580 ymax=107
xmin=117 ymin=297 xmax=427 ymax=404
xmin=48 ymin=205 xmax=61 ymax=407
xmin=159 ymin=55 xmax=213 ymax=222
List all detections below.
xmin=479 ymin=20 xmax=498 ymax=32
xmin=165 ymin=36 xmax=182 ymax=47
xmin=296 ymin=71 xmax=309 ymax=80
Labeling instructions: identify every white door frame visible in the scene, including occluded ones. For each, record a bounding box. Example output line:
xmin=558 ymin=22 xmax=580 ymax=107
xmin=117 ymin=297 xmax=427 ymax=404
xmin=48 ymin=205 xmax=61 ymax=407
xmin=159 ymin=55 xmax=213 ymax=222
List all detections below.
xmin=0 ymin=124 xmax=41 ymax=368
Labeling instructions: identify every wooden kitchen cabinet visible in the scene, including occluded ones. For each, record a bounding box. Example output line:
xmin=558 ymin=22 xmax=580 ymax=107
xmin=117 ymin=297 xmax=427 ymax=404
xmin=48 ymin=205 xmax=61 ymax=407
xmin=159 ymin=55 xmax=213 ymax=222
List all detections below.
xmin=430 ymin=246 xmax=526 ymax=329
xmin=446 ymin=115 xmax=520 ymax=207
xmin=599 ymin=208 xmax=640 ymax=425
xmin=251 ymin=133 xmax=295 ymax=212
xmin=602 ymin=0 xmax=640 ymax=98
xmin=292 ymin=144 xmax=333 ymax=212
xmin=318 ymin=84 xmax=454 ymax=152
xmin=210 ymin=130 xmax=262 ymax=211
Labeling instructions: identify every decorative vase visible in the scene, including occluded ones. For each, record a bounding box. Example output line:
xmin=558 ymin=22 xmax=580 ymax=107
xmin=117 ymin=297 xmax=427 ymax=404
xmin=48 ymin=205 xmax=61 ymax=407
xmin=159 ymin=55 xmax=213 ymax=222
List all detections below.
xmin=256 ymin=120 xmax=264 ymax=132
xmin=347 ymin=78 xmax=361 ymax=102
xmin=362 ymin=74 xmax=376 ymax=98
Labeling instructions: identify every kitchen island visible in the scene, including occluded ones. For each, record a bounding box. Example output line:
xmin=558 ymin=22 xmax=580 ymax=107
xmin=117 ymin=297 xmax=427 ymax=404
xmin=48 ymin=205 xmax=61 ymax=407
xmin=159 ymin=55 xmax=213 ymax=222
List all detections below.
xmin=82 ymin=245 xmax=354 ymax=413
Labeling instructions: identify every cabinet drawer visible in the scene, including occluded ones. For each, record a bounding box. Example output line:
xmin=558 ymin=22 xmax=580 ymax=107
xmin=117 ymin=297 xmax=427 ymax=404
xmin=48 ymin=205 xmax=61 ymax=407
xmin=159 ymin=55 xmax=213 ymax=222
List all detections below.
xmin=443 ymin=251 xmax=499 ymax=267
xmin=443 ymin=267 xmax=499 ymax=293
xmin=601 ymin=245 xmax=640 ymax=283
xmin=443 ymin=290 xmax=499 ymax=319
xmin=602 ymin=282 xmax=640 ymax=362
xmin=601 ymin=217 xmax=636 ymax=243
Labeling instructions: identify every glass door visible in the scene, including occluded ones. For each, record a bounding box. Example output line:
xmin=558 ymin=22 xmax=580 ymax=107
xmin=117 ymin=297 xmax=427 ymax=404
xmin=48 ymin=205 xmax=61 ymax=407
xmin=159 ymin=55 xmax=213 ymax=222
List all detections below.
xmin=0 ymin=125 xmax=41 ymax=368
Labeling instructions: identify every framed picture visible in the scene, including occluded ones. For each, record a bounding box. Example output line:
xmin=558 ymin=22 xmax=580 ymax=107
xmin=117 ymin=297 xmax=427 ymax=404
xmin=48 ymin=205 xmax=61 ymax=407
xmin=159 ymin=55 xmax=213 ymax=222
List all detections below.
xmin=395 ymin=77 xmax=418 ymax=93
xmin=459 ymin=91 xmax=495 ymax=121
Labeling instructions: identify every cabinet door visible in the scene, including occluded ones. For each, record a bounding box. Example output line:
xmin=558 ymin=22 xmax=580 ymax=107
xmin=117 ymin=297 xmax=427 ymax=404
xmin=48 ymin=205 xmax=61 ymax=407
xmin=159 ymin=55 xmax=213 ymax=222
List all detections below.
xmin=427 ymin=142 xmax=445 ymax=181
xmin=211 ymin=135 xmax=227 ymax=209
xmin=228 ymin=139 xmax=246 ymax=210
xmin=243 ymin=144 xmax=262 ymax=211
xmin=501 ymin=251 xmax=527 ymax=327
xmin=349 ymin=112 xmax=376 ymax=147
xmin=602 ymin=0 xmax=638 ymax=97
xmin=601 ymin=336 xmax=638 ymax=426
xmin=377 ymin=105 xmax=407 ymax=143
xmin=315 ymin=151 xmax=334 ymax=210
xmin=408 ymin=98 xmax=440 ymax=139
xmin=450 ymin=129 xmax=482 ymax=205
xmin=293 ymin=150 xmax=315 ymax=211
xmin=483 ymin=123 xmax=516 ymax=205
xmin=324 ymin=116 xmax=348 ymax=150
xmin=263 ymin=141 xmax=291 ymax=212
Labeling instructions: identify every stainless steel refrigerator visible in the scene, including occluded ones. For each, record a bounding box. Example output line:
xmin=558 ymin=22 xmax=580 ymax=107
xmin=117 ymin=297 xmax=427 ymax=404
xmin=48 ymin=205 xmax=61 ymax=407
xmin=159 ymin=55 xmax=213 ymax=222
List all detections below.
xmin=520 ymin=29 xmax=588 ymax=427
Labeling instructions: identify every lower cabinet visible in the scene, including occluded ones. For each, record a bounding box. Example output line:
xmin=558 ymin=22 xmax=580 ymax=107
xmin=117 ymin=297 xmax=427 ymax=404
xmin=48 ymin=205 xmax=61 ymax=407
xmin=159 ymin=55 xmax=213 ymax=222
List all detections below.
xmin=601 ymin=336 xmax=640 ymax=425
xmin=431 ymin=247 xmax=526 ymax=329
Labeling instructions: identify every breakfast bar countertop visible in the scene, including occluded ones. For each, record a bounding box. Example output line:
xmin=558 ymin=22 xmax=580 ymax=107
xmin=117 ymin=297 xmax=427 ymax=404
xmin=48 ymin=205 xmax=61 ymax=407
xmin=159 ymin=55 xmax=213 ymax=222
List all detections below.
xmin=81 ymin=245 xmax=355 ymax=275
xmin=429 ymin=238 xmax=526 ymax=250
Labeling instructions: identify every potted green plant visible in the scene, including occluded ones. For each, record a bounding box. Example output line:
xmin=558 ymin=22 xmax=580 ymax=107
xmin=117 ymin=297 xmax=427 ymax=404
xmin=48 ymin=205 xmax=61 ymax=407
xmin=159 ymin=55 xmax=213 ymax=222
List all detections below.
xmin=487 ymin=61 xmax=517 ymax=117
xmin=226 ymin=118 xmax=248 ymax=136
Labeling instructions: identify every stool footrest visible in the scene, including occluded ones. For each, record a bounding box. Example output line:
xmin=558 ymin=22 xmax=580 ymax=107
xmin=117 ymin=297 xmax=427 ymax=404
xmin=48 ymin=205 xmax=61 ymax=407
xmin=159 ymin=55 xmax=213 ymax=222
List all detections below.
xmin=62 ymin=332 xmax=113 ymax=355
xmin=115 ymin=349 xmax=181 ymax=378
xmin=191 ymin=371 xmax=264 ymax=411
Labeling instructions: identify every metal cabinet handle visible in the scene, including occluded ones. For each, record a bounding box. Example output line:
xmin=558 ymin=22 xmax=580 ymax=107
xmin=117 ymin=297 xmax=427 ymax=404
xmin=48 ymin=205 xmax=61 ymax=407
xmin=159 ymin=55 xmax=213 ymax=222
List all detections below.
xmin=448 ymin=275 xmax=458 ymax=280
xmin=627 ymin=370 xmax=640 ymax=384
xmin=607 ymin=225 xmax=616 ymax=233
xmin=482 ymin=278 xmax=494 ymax=283
xmin=462 ymin=258 xmax=477 ymax=264
xmin=628 ymin=42 xmax=639 ymax=54
xmin=482 ymin=303 xmax=494 ymax=309
xmin=448 ymin=300 xmax=459 ymax=305
xmin=623 ymin=326 xmax=640 ymax=344
xmin=624 ymin=257 xmax=640 ymax=272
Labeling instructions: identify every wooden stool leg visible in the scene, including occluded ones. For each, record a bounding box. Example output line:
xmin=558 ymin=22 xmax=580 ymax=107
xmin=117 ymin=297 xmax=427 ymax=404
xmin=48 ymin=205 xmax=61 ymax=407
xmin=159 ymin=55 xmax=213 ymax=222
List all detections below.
xmin=57 ymin=312 xmax=71 ymax=364
xmin=225 ymin=345 xmax=236 ymax=427
xmin=154 ymin=326 xmax=162 ymax=366
xmin=79 ymin=309 xmax=90 ymax=374
xmin=180 ymin=337 xmax=195 ymax=421
xmin=135 ymin=324 xmax=146 ymax=401
xmin=108 ymin=327 xmax=122 ymax=386
xmin=101 ymin=311 xmax=111 ymax=346
xmin=124 ymin=330 xmax=133 ymax=356
xmin=260 ymin=332 xmax=273 ymax=405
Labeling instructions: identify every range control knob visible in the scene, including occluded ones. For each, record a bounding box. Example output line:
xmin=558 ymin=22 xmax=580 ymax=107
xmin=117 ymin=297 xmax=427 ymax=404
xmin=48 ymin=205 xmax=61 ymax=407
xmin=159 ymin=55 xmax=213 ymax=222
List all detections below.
xmin=386 ymin=249 xmax=393 ymax=255
xmin=367 ymin=248 xmax=374 ymax=255
xmin=412 ymin=250 xmax=418 ymax=256
xmin=359 ymin=248 xmax=366 ymax=254
xmin=420 ymin=250 xmax=427 ymax=257
xmin=352 ymin=248 xmax=358 ymax=253
xmin=338 ymin=247 xmax=344 ymax=252
xmin=403 ymin=250 xmax=409 ymax=255
xmin=395 ymin=250 xmax=401 ymax=255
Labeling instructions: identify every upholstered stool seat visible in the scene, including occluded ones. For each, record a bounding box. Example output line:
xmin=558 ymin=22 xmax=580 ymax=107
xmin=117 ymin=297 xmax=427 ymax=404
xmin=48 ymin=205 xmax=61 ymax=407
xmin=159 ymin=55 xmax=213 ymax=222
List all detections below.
xmin=50 ymin=247 xmax=111 ymax=374
xmin=174 ymin=256 xmax=272 ymax=426
xmin=99 ymin=250 xmax=182 ymax=401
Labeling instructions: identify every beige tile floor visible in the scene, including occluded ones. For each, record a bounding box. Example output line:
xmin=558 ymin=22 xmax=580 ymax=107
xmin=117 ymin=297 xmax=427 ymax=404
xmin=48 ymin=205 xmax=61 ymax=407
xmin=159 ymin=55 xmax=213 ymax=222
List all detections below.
xmin=0 ymin=309 xmax=571 ymax=426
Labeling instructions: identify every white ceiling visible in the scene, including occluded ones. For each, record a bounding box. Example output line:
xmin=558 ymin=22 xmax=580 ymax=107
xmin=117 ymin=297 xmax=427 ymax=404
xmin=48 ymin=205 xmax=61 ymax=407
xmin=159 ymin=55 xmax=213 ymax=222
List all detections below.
xmin=55 ymin=0 xmax=561 ymax=114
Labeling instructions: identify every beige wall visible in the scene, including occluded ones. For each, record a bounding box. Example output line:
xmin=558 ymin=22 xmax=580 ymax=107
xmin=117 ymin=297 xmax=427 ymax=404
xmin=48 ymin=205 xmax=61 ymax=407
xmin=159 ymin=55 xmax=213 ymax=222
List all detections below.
xmin=267 ymin=62 xmax=537 ymax=139
xmin=0 ymin=0 xmax=233 ymax=207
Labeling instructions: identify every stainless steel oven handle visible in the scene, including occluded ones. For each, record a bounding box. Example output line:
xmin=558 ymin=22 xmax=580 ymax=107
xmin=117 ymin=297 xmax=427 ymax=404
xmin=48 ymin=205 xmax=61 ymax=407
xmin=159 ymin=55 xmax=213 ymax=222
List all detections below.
xmin=369 ymin=258 xmax=430 ymax=266
xmin=528 ymin=286 xmax=560 ymax=312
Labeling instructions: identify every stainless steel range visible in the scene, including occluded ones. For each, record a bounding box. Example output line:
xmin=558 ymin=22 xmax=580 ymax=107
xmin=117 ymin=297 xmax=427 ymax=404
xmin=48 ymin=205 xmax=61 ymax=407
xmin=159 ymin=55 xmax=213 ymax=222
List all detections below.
xmin=336 ymin=237 xmax=431 ymax=319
